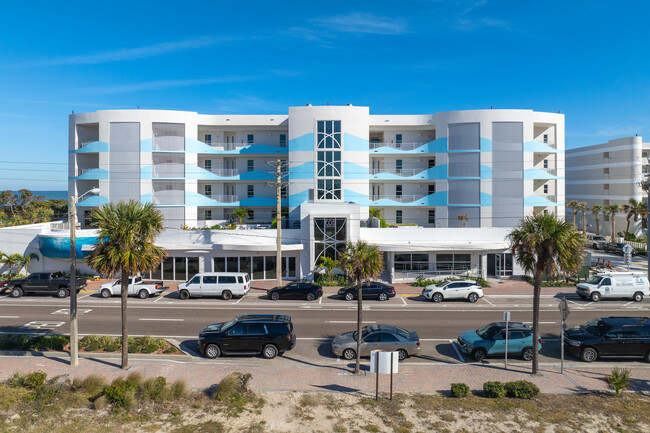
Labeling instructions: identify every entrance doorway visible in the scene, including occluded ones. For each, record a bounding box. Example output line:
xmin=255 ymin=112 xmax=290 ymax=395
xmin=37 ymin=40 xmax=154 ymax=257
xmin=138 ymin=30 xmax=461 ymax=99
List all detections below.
xmin=487 ymin=253 xmax=513 ymax=277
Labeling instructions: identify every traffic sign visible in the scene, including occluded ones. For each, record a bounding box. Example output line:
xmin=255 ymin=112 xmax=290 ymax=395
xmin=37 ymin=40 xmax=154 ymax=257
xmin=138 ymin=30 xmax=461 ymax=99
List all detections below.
xmin=559 ymin=297 xmax=570 ymax=321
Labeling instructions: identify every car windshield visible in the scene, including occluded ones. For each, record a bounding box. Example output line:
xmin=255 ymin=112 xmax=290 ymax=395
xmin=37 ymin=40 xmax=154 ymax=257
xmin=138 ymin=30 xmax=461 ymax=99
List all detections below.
xmin=220 ymin=318 xmax=238 ymax=332
xmin=581 ymin=319 xmax=611 ymax=337
xmin=352 ymin=326 xmax=372 ymax=341
xmin=476 ymin=324 xmax=500 ymax=339
xmin=593 ymin=236 xmax=605 ymax=241
xmin=585 ymin=276 xmax=603 ymax=285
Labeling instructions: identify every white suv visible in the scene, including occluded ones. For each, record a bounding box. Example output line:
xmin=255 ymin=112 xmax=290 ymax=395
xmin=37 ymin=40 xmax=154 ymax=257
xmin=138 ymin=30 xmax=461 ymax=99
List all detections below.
xmin=421 ymin=280 xmax=484 ymax=303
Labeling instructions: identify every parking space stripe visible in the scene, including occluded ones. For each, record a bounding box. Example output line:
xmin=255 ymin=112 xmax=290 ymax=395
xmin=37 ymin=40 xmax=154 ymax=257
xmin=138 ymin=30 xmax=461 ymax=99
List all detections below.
xmin=449 ymin=339 xmax=465 ymax=362
xmin=401 ymin=297 xmax=407 ymax=305
xmin=483 ymin=297 xmax=495 ymax=306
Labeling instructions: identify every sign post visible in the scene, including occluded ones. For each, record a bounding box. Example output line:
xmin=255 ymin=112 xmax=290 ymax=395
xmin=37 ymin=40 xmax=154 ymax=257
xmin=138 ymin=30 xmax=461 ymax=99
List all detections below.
xmin=503 ymin=311 xmax=510 ymax=369
xmin=370 ymin=350 xmax=399 ymax=400
xmin=559 ymin=297 xmax=570 ymax=374
xmin=623 ymin=244 xmax=633 ymax=271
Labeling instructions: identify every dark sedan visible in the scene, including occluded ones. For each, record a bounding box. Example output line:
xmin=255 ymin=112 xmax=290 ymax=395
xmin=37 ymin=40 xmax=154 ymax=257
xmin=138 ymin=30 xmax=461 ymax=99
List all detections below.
xmin=564 ymin=317 xmax=650 ymax=362
xmin=603 ymin=242 xmax=637 ymax=256
xmin=337 ymin=282 xmax=396 ymax=301
xmin=267 ymin=281 xmax=323 ymax=301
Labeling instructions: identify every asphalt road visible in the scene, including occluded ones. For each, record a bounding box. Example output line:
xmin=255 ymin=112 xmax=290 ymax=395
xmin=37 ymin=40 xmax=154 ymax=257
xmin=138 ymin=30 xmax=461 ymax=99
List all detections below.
xmin=1 ymin=289 xmax=649 ymax=368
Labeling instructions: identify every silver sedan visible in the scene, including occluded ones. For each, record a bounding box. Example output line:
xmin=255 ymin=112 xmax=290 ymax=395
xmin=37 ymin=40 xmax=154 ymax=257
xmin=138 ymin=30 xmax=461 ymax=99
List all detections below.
xmin=331 ymin=324 xmax=420 ymax=361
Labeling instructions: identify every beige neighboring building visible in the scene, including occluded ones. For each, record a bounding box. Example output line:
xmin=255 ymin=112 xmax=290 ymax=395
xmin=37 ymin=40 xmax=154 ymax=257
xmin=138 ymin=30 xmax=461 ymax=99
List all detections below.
xmin=566 ymin=136 xmax=648 ymax=237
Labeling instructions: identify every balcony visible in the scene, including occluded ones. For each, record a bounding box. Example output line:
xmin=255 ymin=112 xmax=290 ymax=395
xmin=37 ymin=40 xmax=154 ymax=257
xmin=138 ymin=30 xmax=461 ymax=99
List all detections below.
xmin=203 ymin=142 xmax=249 ymax=151
xmin=205 ymin=168 xmax=242 ymax=177
xmin=202 ymin=194 xmax=238 ymax=203
xmin=369 ymin=142 xmax=426 ymax=151
xmin=371 ymin=194 xmax=427 ymax=203
xmin=77 ymin=167 xmax=99 ymax=176
xmin=370 ymin=168 xmax=424 ymax=177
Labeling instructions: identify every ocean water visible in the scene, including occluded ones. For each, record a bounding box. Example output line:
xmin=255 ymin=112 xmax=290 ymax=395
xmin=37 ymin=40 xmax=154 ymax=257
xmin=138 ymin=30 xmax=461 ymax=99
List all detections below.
xmin=24 ymin=190 xmax=68 ymax=200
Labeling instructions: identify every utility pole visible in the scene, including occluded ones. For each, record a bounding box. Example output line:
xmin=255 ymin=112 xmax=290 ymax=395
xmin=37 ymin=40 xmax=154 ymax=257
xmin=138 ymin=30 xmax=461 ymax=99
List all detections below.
xmin=275 ymin=160 xmax=283 ymax=288
xmin=69 ymin=196 xmax=78 ymax=366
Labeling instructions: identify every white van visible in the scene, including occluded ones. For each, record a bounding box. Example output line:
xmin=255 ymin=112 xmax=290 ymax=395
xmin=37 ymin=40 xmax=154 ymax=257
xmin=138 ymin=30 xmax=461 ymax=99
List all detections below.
xmin=177 ymin=272 xmax=250 ymax=300
xmin=576 ymin=272 xmax=650 ymax=302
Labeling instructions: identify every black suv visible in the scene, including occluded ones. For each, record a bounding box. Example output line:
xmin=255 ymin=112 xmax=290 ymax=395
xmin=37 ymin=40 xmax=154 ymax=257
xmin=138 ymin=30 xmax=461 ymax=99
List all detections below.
xmin=564 ymin=317 xmax=650 ymax=362
xmin=267 ymin=281 xmax=322 ymax=301
xmin=198 ymin=314 xmax=296 ymax=359
xmin=337 ymin=282 xmax=396 ymax=301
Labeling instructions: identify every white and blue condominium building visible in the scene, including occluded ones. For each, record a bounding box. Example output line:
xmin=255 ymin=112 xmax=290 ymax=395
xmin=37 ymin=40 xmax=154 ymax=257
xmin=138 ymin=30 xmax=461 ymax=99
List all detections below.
xmin=55 ymin=105 xmax=564 ymax=281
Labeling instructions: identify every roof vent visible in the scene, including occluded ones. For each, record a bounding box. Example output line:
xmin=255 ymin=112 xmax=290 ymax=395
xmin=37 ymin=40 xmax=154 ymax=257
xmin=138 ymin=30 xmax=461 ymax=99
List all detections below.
xmin=306 ymin=103 xmax=312 ymax=106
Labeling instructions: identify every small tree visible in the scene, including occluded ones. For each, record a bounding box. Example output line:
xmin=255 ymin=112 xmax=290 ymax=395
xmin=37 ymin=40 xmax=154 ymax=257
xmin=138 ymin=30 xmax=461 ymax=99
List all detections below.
xmin=604 ymin=204 xmax=621 ymax=242
xmin=0 ymin=252 xmax=38 ymax=282
xmin=623 ymin=198 xmax=644 ymax=237
xmin=591 ymin=205 xmax=602 ymax=235
xmin=567 ymin=200 xmax=579 ymax=229
xmin=576 ymin=202 xmax=587 ymax=234
xmin=319 ymin=257 xmax=338 ymax=283
xmin=369 ymin=207 xmax=382 ymax=219
xmin=232 ymin=207 xmax=249 ymax=224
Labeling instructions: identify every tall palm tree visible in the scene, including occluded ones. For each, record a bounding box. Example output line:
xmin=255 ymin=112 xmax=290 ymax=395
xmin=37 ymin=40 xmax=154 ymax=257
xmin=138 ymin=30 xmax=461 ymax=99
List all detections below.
xmin=339 ymin=241 xmax=384 ymax=375
xmin=86 ymin=200 xmax=167 ymax=369
xmin=623 ymin=198 xmax=644 ymax=237
xmin=576 ymin=202 xmax=587 ymax=234
xmin=567 ymin=200 xmax=579 ymax=229
xmin=604 ymin=204 xmax=621 ymax=242
xmin=590 ymin=205 xmax=602 ymax=235
xmin=0 ymin=252 xmax=38 ymax=281
xmin=508 ymin=214 xmax=584 ymax=374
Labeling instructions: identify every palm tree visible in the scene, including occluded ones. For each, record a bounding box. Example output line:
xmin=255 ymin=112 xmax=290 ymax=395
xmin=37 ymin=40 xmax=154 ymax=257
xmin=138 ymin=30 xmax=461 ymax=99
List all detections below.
xmin=232 ymin=207 xmax=249 ymax=224
xmin=604 ymin=204 xmax=621 ymax=242
xmin=86 ymin=200 xmax=167 ymax=369
xmin=508 ymin=214 xmax=584 ymax=374
xmin=369 ymin=207 xmax=382 ymax=219
xmin=590 ymin=205 xmax=602 ymax=235
xmin=339 ymin=241 xmax=384 ymax=375
xmin=623 ymin=198 xmax=644 ymax=237
xmin=319 ymin=256 xmax=338 ymax=283
xmin=567 ymin=200 xmax=579 ymax=229
xmin=576 ymin=202 xmax=587 ymax=234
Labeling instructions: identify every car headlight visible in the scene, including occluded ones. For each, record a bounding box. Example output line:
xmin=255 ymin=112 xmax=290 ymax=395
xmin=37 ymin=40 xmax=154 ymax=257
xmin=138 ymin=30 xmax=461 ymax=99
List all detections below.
xmin=565 ymin=338 xmax=581 ymax=346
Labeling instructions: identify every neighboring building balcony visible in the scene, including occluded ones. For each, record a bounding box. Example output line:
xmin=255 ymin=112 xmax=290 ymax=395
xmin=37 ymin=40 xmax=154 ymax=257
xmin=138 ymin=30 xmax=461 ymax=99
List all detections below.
xmin=524 ymin=167 xmax=559 ymax=179
xmin=205 ymin=168 xmax=242 ymax=177
xmin=370 ymin=168 xmax=434 ymax=179
xmin=369 ymin=142 xmax=427 ymax=151
xmin=72 ymin=167 xmax=107 ymax=180
xmin=371 ymin=194 xmax=428 ymax=203
xmin=201 ymin=194 xmax=238 ymax=203
xmin=71 ymin=140 xmax=108 ymax=153
xmin=197 ymin=141 xmax=288 ymax=155
xmin=152 ymin=164 xmax=185 ymax=179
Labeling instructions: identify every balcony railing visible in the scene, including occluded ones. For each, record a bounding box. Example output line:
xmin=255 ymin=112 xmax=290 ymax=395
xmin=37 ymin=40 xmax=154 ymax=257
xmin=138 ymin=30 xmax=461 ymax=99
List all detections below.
xmin=152 ymin=164 xmax=185 ymax=178
xmin=535 ymin=140 xmax=557 ymax=150
xmin=77 ymin=167 xmax=99 ymax=176
xmin=204 ymin=168 xmax=241 ymax=177
xmin=539 ymin=195 xmax=557 ymax=203
xmin=76 ymin=141 xmax=98 ymax=150
xmin=370 ymin=168 xmax=425 ymax=177
xmin=369 ymin=142 xmax=427 ymax=151
xmin=201 ymin=142 xmax=250 ymax=151
xmin=202 ymin=194 xmax=238 ymax=203
xmin=371 ymin=194 xmax=427 ymax=203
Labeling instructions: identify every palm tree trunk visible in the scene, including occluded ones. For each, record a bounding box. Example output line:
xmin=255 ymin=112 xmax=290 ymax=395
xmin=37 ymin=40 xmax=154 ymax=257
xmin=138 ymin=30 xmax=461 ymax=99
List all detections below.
xmin=532 ymin=269 xmax=542 ymax=375
xmin=120 ymin=267 xmax=129 ymax=369
xmin=595 ymin=216 xmax=600 ymax=235
xmin=582 ymin=212 xmax=586 ymax=234
xmin=572 ymin=212 xmax=576 ymax=229
xmin=355 ymin=279 xmax=362 ymax=375
xmin=611 ymin=218 xmax=616 ymax=242
xmin=625 ymin=217 xmax=631 ymax=238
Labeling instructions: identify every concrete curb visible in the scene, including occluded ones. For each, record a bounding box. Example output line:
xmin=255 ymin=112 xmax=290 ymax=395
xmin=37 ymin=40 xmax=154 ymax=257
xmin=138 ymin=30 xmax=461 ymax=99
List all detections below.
xmin=0 ymin=350 xmax=193 ymax=361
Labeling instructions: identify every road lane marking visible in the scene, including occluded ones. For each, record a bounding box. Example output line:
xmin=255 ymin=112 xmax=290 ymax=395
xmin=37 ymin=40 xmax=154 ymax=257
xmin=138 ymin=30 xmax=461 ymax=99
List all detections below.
xmin=153 ymin=295 xmax=166 ymax=303
xmin=623 ymin=301 xmax=635 ymax=306
xmin=22 ymin=321 xmax=65 ymax=329
xmin=325 ymin=321 xmax=376 ymax=324
xmin=319 ymin=296 xmax=323 ymax=304
xmin=401 ymin=297 xmax=407 ymax=306
xmin=449 ymin=339 xmax=465 ymax=362
xmin=483 ymin=298 xmax=495 ymax=306
xmin=234 ymin=297 xmax=244 ymax=304
xmin=52 ymin=308 xmax=92 ymax=315
xmin=0 ymin=316 xmax=19 ymax=318
xmin=78 ymin=294 xmax=92 ymax=300
xmin=139 ymin=318 xmax=184 ymax=322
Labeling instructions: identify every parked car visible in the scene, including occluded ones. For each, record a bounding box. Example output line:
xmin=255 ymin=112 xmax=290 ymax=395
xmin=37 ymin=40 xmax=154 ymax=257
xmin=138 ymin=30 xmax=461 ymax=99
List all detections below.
xmin=267 ymin=281 xmax=322 ymax=301
xmin=564 ymin=317 xmax=650 ymax=362
xmin=603 ymin=242 xmax=637 ymax=256
xmin=421 ymin=280 xmax=483 ymax=303
xmin=98 ymin=276 xmax=165 ymax=299
xmin=587 ymin=234 xmax=608 ymax=250
xmin=337 ymin=282 xmax=396 ymax=301
xmin=177 ymin=272 xmax=250 ymax=300
xmin=331 ymin=324 xmax=420 ymax=361
xmin=198 ymin=314 xmax=296 ymax=359
xmin=457 ymin=322 xmax=542 ymax=361
xmin=576 ymin=272 xmax=649 ymax=302
xmin=8 ymin=271 xmax=87 ymax=298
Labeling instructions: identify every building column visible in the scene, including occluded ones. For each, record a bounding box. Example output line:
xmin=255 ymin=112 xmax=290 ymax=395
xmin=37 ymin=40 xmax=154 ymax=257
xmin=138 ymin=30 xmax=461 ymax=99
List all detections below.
xmin=480 ymin=254 xmax=487 ymax=278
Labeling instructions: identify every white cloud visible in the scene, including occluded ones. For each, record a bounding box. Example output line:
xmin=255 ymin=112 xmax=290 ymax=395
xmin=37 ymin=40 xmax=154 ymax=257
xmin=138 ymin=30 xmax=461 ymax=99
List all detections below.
xmin=316 ymin=12 xmax=410 ymax=35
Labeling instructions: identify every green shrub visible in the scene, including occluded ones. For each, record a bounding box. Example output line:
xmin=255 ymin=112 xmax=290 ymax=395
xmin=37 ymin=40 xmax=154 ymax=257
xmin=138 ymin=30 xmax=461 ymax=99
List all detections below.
xmin=450 ymin=383 xmax=470 ymax=398
xmin=483 ymin=381 xmax=505 ymax=398
xmin=164 ymin=345 xmax=178 ymax=354
xmin=8 ymin=371 xmax=47 ymax=389
xmin=170 ymin=380 xmax=187 ymax=399
xmin=607 ymin=367 xmax=630 ymax=396
xmin=80 ymin=335 xmax=100 ymax=348
xmin=504 ymin=380 xmax=539 ymax=399
xmin=97 ymin=335 xmax=115 ymax=349
xmin=213 ymin=372 xmax=252 ymax=401
xmin=85 ymin=343 xmax=100 ymax=352
xmin=314 ymin=273 xmax=347 ymax=286
xmin=72 ymin=374 xmax=107 ymax=397
xmin=105 ymin=343 xmax=119 ymax=352
xmin=104 ymin=379 xmax=137 ymax=407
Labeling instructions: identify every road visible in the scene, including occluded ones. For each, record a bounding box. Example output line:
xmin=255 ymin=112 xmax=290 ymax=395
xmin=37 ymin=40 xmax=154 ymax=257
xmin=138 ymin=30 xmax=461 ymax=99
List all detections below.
xmin=1 ymin=289 xmax=649 ymax=368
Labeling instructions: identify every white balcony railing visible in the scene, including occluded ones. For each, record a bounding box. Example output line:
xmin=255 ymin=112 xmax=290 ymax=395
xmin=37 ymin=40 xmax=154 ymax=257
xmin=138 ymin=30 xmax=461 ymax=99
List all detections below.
xmin=205 ymin=168 xmax=241 ymax=177
xmin=201 ymin=142 xmax=250 ymax=151
xmin=371 ymin=194 xmax=427 ymax=203
xmin=77 ymin=167 xmax=99 ymax=176
xmin=370 ymin=168 xmax=425 ymax=177
xmin=76 ymin=141 xmax=98 ymax=150
xmin=369 ymin=142 xmax=427 ymax=151
xmin=535 ymin=140 xmax=557 ymax=150
xmin=539 ymin=195 xmax=557 ymax=203
xmin=202 ymin=194 xmax=238 ymax=203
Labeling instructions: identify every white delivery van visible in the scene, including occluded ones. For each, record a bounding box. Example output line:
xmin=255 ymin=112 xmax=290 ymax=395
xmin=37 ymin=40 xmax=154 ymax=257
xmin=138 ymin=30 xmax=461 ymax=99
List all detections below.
xmin=177 ymin=272 xmax=250 ymax=300
xmin=576 ymin=272 xmax=650 ymax=302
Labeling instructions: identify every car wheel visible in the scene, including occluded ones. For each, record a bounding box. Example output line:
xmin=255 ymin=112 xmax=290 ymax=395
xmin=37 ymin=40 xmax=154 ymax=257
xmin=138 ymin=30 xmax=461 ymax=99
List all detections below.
xmin=57 ymin=287 xmax=69 ymax=298
xmin=138 ymin=289 xmax=149 ymax=299
xmin=633 ymin=292 xmax=644 ymax=302
xmin=580 ymin=347 xmax=598 ymax=362
xmin=11 ymin=287 xmax=23 ymax=298
xmin=101 ymin=289 xmax=111 ymax=298
xmin=262 ymin=344 xmax=278 ymax=359
xmin=590 ymin=292 xmax=601 ymax=302
xmin=306 ymin=292 xmax=315 ymax=301
xmin=342 ymin=348 xmax=356 ymax=360
xmin=522 ymin=347 xmax=534 ymax=361
xmin=270 ymin=292 xmax=280 ymax=301
xmin=179 ymin=290 xmax=190 ymax=300
xmin=378 ymin=293 xmax=388 ymax=301
xmin=222 ymin=290 xmax=232 ymax=301
xmin=397 ymin=349 xmax=408 ymax=360
xmin=468 ymin=293 xmax=479 ymax=303
xmin=644 ymin=350 xmax=650 ymax=363
xmin=345 ymin=292 xmax=354 ymax=301
xmin=205 ymin=344 xmax=220 ymax=359
xmin=432 ymin=293 xmax=443 ymax=303
xmin=472 ymin=348 xmax=487 ymax=362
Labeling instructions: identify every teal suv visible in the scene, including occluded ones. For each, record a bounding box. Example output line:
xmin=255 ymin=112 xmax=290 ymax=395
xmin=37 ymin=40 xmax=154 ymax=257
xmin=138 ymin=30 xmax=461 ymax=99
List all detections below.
xmin=457 ymin=322 xmax=542 ymax=361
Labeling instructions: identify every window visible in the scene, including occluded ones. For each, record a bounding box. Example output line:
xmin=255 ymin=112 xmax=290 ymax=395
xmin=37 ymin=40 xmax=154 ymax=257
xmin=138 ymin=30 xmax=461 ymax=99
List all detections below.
xmin=317 ymin=151 xmax=342 ymax=176
xmin=247 ymin=324 xmax=267 ymax=335
xmin=543 ymin=184 xmax=548 ymax=194
xmin=205 ymin=134 xmax=212 ymax=145
xmin=317 ymin=120 xmax=341 ymax=148
xmin=436 ymin=254 xmax=471 ymax=272
xmin=396 ymin=134 xmax=403 ymax=148
xmin=280 ymin=159 xmax=288 ymax=173
xmin=604 ymin=184 xmax=610 ymax=190
xmin=316 ymin=120 xmax=342 ymax=200
xmin=204 ymin=185 xmax=212 ymax=197
xmin=604 ymin=167 xmax=609 ymax=174
xmin=380 ymin=333 xmax=399 ymax=342
xmin=543 ymin=134 xmax=548 ymax=144
xmin=247 ymin=160 xmax=254 ymax=172
xmin=394 ymin=253 xmax=429 ymax=271
xmin=205 ymin=210 xmax=212 ymax=220
xmin=247 ymin=209 xmax=254 ymax=220
xmin=281 ymin=186 xmax=287 ymax=199
xmin=396 ymin=185 xmax=402 ymax=197
xmin=219 ymin=276 xmax=237 ymax=284
xmin=228 ymin=324 xmax=246 ymax=335
xmin=204 ymin=160 xmax=212 ymax=171
xmin=428 ymin=184 xmax=435 ymax=195
xmin=314 ymin=218 xmax=347 ymax=264
xmin=428 ymin=158 xmax=436 ymax=168
xmin=308 ymin=189 xmax=314 ymax=201
xmin=203 ymin=276 xmax=216 ymax=284
xmin=396 ymin=210 xmax=403 ymax=224
xmin=396 ymin=160 xmax=402 ymax=173
xmin=247 ymin=134 xmax=254 ymax=144
xmin=248 ymin=185 xmax=254 ymax=198
xmin=543 ymin=159 xmax=548 ymax=169
xmin=604 ymin=152 xmax=609 ymax=158
xmin=317 ymin=179 xmax=341 ymax=200
xmin=280 ymin=134 xmax=287 ymax=147
xmin=428 ymin=209 xmax=436 ymax=225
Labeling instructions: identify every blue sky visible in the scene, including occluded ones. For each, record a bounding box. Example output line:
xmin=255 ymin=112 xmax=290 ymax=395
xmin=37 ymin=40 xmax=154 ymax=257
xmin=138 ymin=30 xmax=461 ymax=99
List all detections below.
xmin=1 ymin=0 xmax=649 ymax=190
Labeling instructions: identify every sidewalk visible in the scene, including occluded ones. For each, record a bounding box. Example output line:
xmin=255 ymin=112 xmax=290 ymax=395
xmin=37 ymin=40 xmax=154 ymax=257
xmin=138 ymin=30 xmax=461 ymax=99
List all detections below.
xmin=0 ymin=354 xmax=648 ymax=395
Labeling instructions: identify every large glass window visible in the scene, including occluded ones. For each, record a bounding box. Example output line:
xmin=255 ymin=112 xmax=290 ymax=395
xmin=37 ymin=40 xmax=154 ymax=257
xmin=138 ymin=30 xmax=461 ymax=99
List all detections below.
xmin=436 ymin=254 xmax=472 ymax=272
xmin=188 ymin=257 xmax=199 ymax=278
xmin=317 ymin=179 xmax=341 ymax=200
xmin=314 ymin=218 xmax=347 ymax=264
xmin=240 ymin=257 xmax=251 ymax=275
xmin=265 ymin=256 xmax=276 ymax=279
xmin=316 ymin=120 xmax=342 ymax=201
xmin=317 ymin=151 xmax=342 ymax=176
xmin=213 ymin=257 xmax=226 ymax=272
xmin=175 ymin=257 xmax=187 ymax=281
xmin=394 ymin=254 xmax=429 ymax=271
xmin=162 ymin=257 xmax=174 ymax=280
xmin=253 ymin=257 xmax=264 ymax=279
xmin=227 ymin=257 xmax=239 ymax=272
xmin=317 ymin=121 xmax=341 ymax=148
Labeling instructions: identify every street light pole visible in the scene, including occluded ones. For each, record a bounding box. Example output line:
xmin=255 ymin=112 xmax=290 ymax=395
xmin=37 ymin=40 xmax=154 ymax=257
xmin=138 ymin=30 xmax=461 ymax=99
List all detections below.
xmin=69 ymin=196 xmax=78 ymax=367
xmin=276 ymin=160 xmax=283 ymax=289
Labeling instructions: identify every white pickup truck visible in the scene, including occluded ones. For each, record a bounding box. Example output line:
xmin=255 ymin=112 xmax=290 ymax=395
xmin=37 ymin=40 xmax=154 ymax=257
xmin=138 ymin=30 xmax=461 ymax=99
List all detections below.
xmin=98 ymin=276 xmax=166 ymax=299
